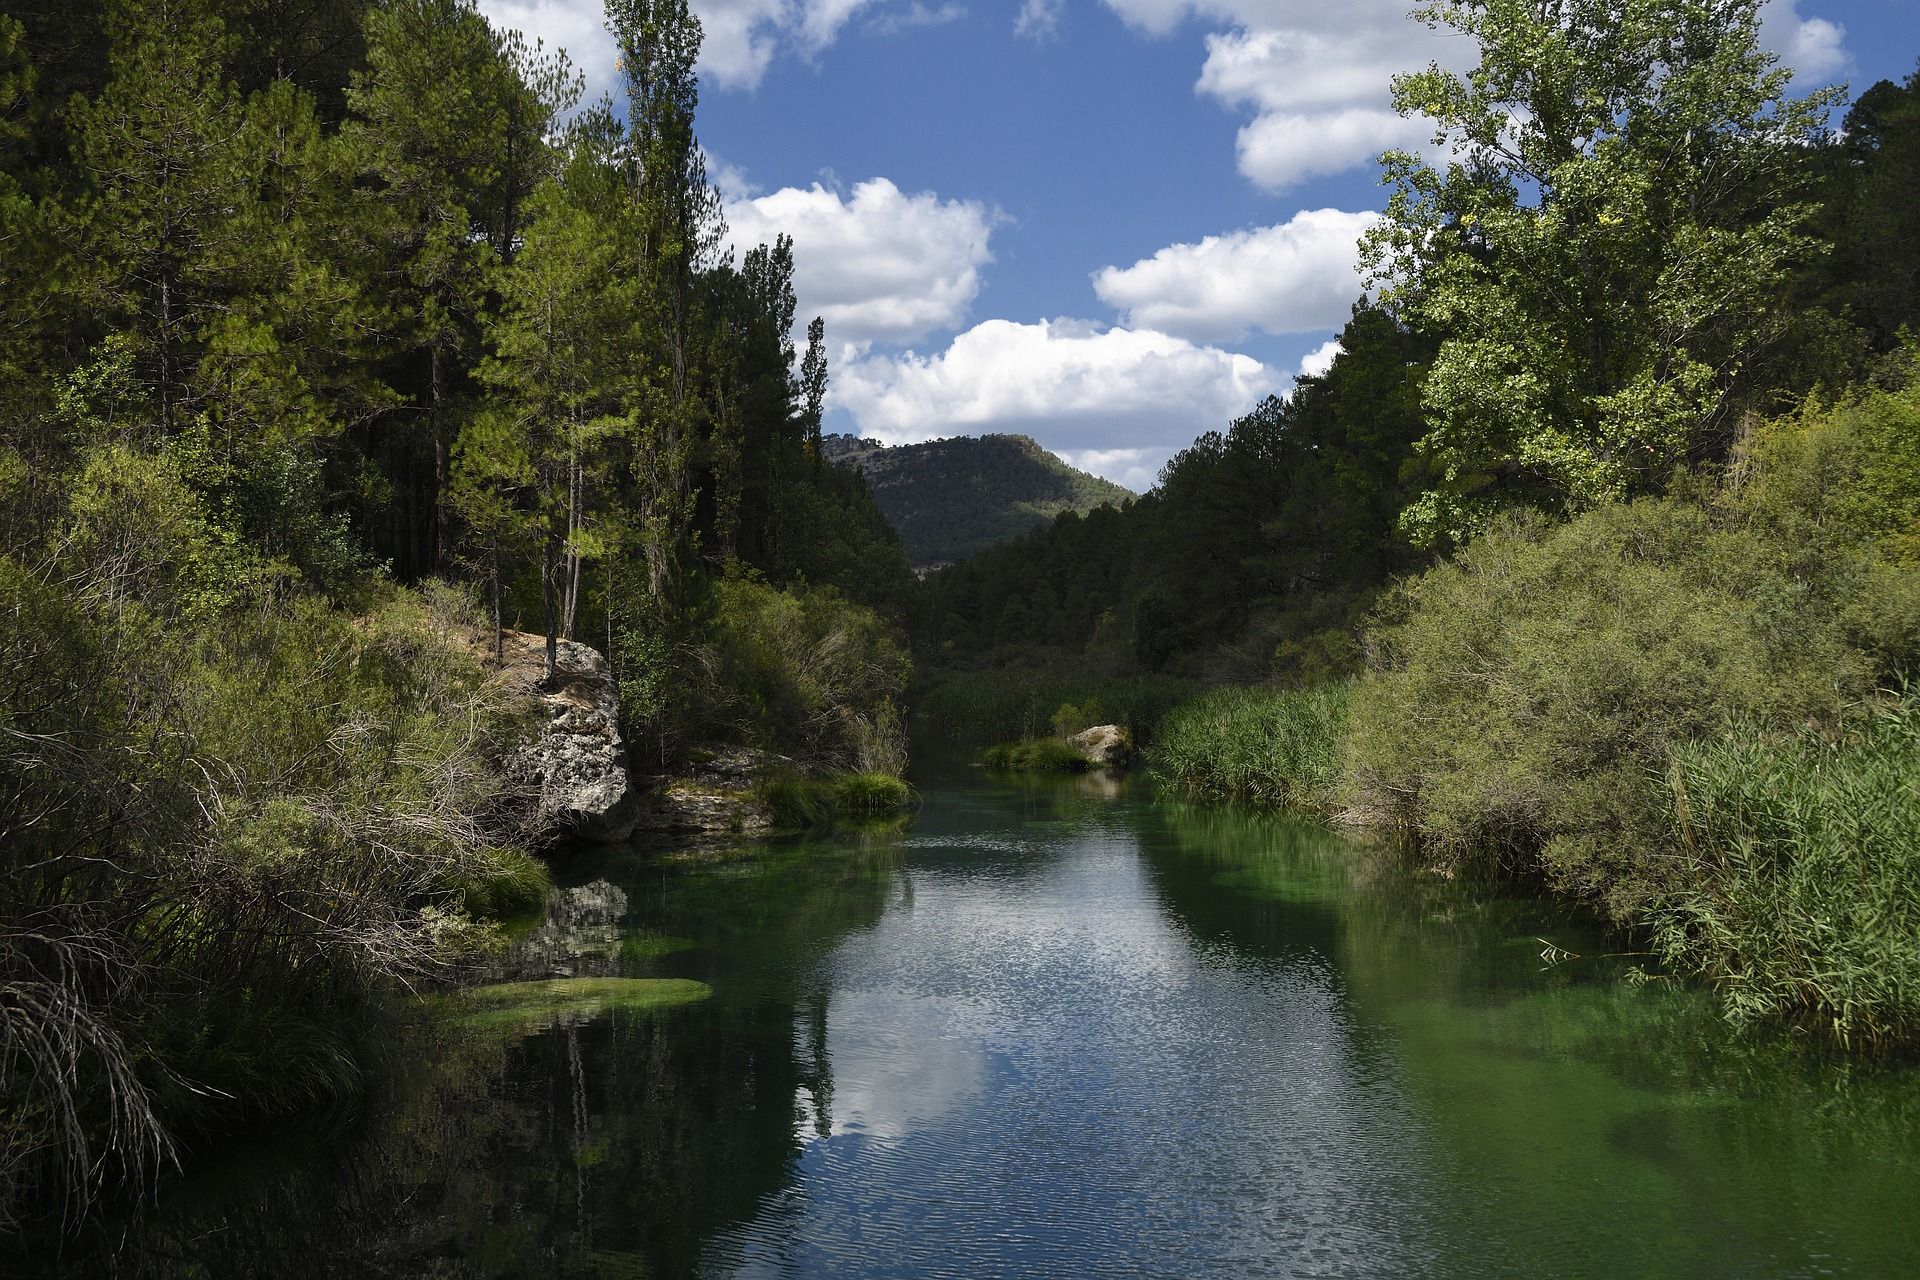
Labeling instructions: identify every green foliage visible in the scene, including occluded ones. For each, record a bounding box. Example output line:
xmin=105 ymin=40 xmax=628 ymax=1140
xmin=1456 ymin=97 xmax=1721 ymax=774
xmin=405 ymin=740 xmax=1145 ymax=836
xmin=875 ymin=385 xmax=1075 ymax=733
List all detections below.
xmin=760 ymin=776 xmax=840 ymax=830
xmin=756 ymin=770 xmax=911 ymax=830
xmin=448 ymin=846 xmax=551 ymax=921
xmin=1344 ymin=499 xmax=1841 ymax=902
xmin=1363 ymin=0 xmax=1838 ymax=541
xmin=1652 ymin=700 xmax=1920 ymax=1049
xmin=914 ymin=671 xmax=1201 ymax=744
xmin=981 ymin=739 xmax=1092 ymax=773
xmin=1341 ymin=380 xmax=1920 ymax=1044
xmin=1154 ymin=684 xmax=1351 ymax=812
xmin=705 ymin=572 xmax=910 ymax=773
xmin=833 ymin=772 xmax=915 ymax=815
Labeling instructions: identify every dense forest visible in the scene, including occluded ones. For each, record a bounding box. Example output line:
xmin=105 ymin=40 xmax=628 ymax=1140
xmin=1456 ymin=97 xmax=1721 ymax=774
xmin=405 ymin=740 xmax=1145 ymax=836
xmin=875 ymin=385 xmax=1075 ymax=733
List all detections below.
xmin=930 ymin=3 xmax=1920 ymax=1049
xmin=821 ymin=432 xmax=1135 ymax=567
xmin=0 ymin=0 xmax=914 ymax=1240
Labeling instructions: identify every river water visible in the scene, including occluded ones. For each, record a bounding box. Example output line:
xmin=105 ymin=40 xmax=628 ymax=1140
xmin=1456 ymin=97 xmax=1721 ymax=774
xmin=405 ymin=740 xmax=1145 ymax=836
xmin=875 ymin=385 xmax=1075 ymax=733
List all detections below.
xmin=96 ymin=744 xmax=1920 ymax=1277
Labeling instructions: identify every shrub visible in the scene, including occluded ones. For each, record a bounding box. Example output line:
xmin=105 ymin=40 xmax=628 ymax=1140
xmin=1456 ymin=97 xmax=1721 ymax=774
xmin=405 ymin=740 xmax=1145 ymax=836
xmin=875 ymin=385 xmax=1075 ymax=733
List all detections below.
xmin=0 ymin=512 xmax=536 ymax=1231
xmin=833 ymin=772 xmax=915 ymax=814
xmin=1649 ymin=699 xmax=1920 ymax=1049
xmin=981 ymin=739 xmax=1091 ymax=773
xmin=1343 ymin=499 xmax=1845 ymax=914
xmin=707 ymin=571 xmax=911 ymax=774
xmin=1154 ymin=683 xmax=1350 ymax=812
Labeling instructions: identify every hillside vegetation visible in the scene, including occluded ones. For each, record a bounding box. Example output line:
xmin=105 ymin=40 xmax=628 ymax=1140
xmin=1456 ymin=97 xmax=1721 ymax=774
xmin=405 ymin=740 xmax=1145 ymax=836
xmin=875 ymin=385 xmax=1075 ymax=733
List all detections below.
xmin=924 ymin=5 xmax=1920 ymax=1050
xmin=823 ymin=433 xmax=1133 ymax=567
xmin=0 ymin=0 xmax=912 ymax=1237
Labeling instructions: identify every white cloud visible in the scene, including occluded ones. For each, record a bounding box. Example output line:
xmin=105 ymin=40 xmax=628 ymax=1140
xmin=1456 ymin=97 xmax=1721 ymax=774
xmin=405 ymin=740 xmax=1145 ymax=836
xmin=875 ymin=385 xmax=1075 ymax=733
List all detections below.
xmin=1759 ymin=0 xmax=1850 ymax=85
xmin=835 ymin=319 xmax=1284 ymax=478
xmin=867 ymin=2 xmax=966 ymax=36
xmin=480 ymin=0 xmax=895 ymax=97
xmin=1092 ymin=208 xmax=1379 ymax=341
xmin=693 ymin=0 xmax=788 ymax=90
xmin=1297 ymin=338 xmax=1341 ymax=379
xmin=1055 ymin=447 xmax=1169 ymax=492
xmin=1105 ymin=0 xmax=1854 ymax=192
xmin=723 ymin=177 xmax=998 ymax=350
xmin=478 ymin=1 xmax=621 ymax=104
xmin=1098 ymin=1 xmax=1472 ymax=190
xmin=1015 ymin=0 xmax=1064 ymax=43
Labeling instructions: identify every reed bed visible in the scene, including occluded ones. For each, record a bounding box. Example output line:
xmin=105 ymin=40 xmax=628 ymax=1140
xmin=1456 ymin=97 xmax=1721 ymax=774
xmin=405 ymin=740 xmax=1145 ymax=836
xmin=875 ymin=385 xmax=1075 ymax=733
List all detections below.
xmin=1650 ymin=700 xmax=1920 ymax=1050
xmin=1151 ymin=683 xmax=1351 ymax=813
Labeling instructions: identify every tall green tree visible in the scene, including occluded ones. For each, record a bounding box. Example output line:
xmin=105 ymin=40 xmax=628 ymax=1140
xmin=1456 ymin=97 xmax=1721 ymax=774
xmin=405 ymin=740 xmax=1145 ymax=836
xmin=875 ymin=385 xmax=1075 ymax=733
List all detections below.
xmin=341 ymin=0 xmax=572 ymax=574
xmin=466 ymin=178 xmax=632 ymax=677
xmin=1361 ymin=0 xmax=1839 ymax=543
xmin=607 ymin=0 xmax=723 ymax=599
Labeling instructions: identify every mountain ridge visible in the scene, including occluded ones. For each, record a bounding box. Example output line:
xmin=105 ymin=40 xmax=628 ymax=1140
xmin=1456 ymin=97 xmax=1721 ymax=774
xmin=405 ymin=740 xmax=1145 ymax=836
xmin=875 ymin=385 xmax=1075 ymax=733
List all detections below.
xmin=821 ymin=433 xmax=1135 ymax=568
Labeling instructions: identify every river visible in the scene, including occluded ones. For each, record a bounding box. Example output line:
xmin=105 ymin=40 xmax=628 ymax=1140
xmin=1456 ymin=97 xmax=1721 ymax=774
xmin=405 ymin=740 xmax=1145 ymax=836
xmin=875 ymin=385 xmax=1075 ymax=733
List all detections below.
xmin=87 ymin=742 xmax=1920 ymax=1277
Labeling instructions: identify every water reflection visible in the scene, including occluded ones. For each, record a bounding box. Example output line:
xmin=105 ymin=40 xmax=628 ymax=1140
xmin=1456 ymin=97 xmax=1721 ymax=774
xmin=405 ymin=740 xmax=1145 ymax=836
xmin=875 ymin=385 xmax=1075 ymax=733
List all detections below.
xmin=44 ymin=752 xmax=1920 ymax=1279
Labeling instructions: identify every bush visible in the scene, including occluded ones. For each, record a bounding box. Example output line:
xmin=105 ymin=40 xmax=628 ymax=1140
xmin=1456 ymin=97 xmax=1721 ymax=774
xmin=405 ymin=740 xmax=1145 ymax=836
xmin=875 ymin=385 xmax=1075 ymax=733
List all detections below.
xmin=1649 ymin=699 xmax=1920 ymax=1049
xmin=706 ymin=571 xmax=911 ymax=774
xmin=916 ymin=671 xmax=1200 ymax=744
xmin=759 ymin=770 xmax=915 ymax=829
xmin=0 ymin=478 xmax=537 ymax=1232
xmin=1343 ymin=498 xmax=1849 ymax=914
xmin=833 ymin=772 xmax=915 ymax=814
xmin=1154 ymin=683 xmax=1350 ymax=812
xmin=981 ymin=739 xmax=1091 ymax=773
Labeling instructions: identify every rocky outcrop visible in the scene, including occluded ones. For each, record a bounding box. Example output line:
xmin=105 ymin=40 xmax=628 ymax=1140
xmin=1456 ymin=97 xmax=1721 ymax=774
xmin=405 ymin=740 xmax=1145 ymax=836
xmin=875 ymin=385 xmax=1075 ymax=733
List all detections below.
xmin=629 ymin=745 xmax=781 ymax=836
xmin=494 ymin=631 xmax=639 ymax=844
xmin=1071 ymin=724 xmax=1133 ymax=770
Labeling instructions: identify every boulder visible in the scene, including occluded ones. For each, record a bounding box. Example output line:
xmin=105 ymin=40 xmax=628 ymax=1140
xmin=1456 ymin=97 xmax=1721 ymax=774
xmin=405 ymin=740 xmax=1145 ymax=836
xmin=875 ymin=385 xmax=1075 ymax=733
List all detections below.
xmin=1070 ymin=723 xmax=1133 ymax=769
xmin=496 ymin=631 xmax=639 ymax=844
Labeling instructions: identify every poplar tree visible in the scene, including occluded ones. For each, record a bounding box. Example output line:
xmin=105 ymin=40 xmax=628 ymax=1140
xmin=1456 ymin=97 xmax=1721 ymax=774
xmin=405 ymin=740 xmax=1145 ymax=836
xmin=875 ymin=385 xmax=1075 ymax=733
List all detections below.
xmin=606 ymin=0 xmax=724 ymax=599
xmin=1361 ymin=0 xmax=1839 ymax=544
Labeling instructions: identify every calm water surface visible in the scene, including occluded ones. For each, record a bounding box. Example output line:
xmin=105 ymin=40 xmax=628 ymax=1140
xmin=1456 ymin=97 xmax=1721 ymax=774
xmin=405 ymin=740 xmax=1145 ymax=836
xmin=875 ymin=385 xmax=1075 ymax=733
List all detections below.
xmin=102 ymin=742 xmax=1920 ymax=1277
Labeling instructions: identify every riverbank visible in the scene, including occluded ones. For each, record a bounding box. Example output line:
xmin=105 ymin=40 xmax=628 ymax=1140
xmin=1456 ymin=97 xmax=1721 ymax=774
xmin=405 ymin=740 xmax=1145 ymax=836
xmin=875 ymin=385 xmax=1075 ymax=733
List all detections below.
xmin=1144 ymin=378 xmax=1920 ymax=1051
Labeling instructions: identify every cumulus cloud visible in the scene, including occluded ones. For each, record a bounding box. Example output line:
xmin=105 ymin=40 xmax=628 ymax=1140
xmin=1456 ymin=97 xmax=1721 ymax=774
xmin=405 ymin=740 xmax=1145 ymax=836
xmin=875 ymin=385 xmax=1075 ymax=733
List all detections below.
xmin=1054 ymin=447 xmax=1169 ymax=493
xmin=1105 ymin=0 xmax=1854 ymax=192
xmin=723 ymin=177 xmax=998 ymax=350
xmin=478 ymin=1 xmax=621 ymax=103
xmin=1759 ymin=0 xmax=1850 ymax=85
xmin=480 ymin=0 xmax=896 ymax=96
xmin=835 ymin=319 xmax=1284 ymax=483
xmin=867 ymin=2 xmax=966 ymax=36
xmin=1297 ymin=338 xmax=1342 ymax=379
xmin=1097 ymin=0 xmax=1470 ymax=190
xmin=1092 ymin=208 xmax=1379 ymax=342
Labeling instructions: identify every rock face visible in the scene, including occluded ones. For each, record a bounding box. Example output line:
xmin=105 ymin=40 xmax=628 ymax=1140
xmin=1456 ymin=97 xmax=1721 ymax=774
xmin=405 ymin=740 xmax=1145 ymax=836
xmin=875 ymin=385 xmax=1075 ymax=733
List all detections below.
xmin=1071 ymin=724 xmax=1133 ymax=769
xmin=630 ymin=745 xmax=780 ymax=836
xmin=496 ymin=631 xmax=639 ymax=844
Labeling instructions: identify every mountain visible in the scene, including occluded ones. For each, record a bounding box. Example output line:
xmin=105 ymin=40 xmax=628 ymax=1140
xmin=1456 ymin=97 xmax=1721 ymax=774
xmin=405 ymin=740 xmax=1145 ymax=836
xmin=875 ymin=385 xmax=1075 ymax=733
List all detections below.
xmin=821 ymin=434 xmax=1136 ymax=568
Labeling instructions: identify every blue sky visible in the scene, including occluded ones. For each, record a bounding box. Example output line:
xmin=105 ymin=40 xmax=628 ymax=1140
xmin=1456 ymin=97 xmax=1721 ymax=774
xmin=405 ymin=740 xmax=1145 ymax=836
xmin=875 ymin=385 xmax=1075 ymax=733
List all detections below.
xmin=479 ymin=0 xmax=1920 ymax=489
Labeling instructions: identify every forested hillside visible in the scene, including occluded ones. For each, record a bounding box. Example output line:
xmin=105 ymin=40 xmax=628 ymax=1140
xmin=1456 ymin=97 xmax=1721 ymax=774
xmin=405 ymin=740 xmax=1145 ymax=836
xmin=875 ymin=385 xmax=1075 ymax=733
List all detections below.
xmin=0 ymin=0 xmax=912 ymax=1236
xmin=822 ymin=432 xmax=1134 ymax=567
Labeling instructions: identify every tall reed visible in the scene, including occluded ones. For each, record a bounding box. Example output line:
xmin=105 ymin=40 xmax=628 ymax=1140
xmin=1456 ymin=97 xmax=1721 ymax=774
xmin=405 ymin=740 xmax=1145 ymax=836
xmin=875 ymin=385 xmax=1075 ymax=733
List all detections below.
xmin=1649 ymin=699 xmax=1920 ymax=1050
xmin=1152 ymin=683 xmax=1351 ymax=813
